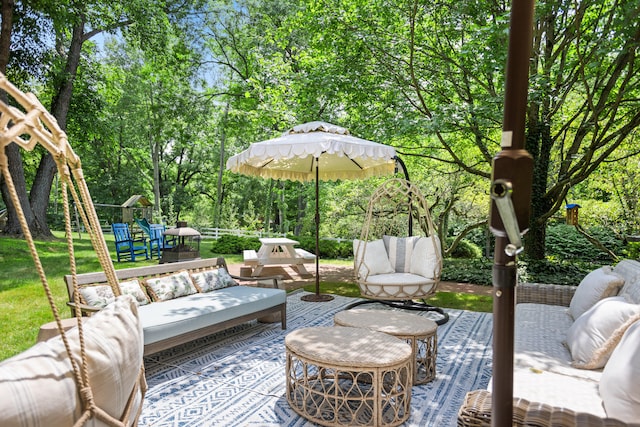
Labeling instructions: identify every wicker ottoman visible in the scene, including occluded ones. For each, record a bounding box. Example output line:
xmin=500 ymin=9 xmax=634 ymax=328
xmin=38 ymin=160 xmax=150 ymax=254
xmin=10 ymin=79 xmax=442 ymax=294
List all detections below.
xmin=334 ymin=309 xmax=438 ymax=385
xmin=285 ymin=326 xmax=412 ymax=427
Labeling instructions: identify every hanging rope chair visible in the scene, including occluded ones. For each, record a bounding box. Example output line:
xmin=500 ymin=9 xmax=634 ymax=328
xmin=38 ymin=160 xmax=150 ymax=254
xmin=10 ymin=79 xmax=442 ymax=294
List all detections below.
xmin=0 ymin=73 xmax=146 ymax=426
xmin=352 ymin=178 xmax=449 ymax=324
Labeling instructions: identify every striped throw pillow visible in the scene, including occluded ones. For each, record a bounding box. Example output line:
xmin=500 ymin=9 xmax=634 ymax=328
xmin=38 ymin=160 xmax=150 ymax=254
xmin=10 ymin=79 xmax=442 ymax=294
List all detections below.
xmin=383 ymin=236 xmax=419 ymax=273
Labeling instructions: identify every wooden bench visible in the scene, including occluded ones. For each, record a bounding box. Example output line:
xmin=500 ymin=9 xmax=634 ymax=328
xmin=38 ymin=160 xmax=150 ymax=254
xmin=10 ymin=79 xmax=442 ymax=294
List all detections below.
xmin=243 ymin=245 xmax=316 ymax=277
xmin=64 ymin=257 xmax=286 ymax=355
xmin=243 ymin=249 xmax=259 ymax=266
xmin=294 ymin=248 xmax=316 ymax=262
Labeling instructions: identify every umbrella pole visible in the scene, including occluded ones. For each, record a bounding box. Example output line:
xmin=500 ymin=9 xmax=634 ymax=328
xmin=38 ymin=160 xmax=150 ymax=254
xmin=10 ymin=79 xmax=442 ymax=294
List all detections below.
xmin=489 ymin=1 xmax=535 ymax=425
xmin=300 ymin=158 xmax=333 ymax=302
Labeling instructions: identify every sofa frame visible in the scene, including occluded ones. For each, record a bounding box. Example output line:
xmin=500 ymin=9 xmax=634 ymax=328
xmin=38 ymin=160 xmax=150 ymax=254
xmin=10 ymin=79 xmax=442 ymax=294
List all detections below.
xmin=64 ymin=257 xmax=286 ymax=355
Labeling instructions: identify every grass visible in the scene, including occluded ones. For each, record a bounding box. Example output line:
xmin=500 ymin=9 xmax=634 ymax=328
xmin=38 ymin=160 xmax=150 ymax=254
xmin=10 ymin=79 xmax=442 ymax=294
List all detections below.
xmin=0 ymin=232 xmax=491 ymax=361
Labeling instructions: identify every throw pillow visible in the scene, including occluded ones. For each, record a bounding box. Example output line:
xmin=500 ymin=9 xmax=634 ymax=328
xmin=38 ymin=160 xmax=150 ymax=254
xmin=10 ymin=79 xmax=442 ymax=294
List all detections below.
xmin=620 ymin=277 xmax=640 ymax=305
xmin=119 ymin=279 xmax=151 ymax=306
xmin=568 ymin=266 xmax=624 ymax=320
xmin=565 ymin=296 xmax=640 ymax=369
xmin=217 ymin=267 xmax=239 ymax=288
xmin=383 ymin=235 xmax=419 ymax=273
xmin=353 ymin=239 xmax=395 ymax=278
xmin=78 ymin=284 xmax=116 ymax=309
xmin=0 ymin=295 xmax=144 ymax=427
xmin=600 ymin=320 xmax=640 ymax=423
xmin=191 ymin=269 xmax=221 ymax=292
xmin=409 ymin=235 xmax=441 ymax=280
xmin=191 ymin=268 xmax=238 ymax=292
xmin=144 ymin=271 xmax=198 ymax=302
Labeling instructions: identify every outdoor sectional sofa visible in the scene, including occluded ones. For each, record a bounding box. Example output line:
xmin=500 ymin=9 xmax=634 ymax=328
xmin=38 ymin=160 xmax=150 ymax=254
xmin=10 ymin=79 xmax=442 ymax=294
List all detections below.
xmin=64 ymin=257 xmax=286 ymax=355
xmin=459 ymin=259 xmax=640 ymax=426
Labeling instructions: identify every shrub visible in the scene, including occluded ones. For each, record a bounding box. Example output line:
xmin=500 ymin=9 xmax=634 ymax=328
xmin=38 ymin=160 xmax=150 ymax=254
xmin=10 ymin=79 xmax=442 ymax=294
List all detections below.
xmin=209 ymin=235 xmax=260 ymax=254
xmin=210 ymin=234 xmax=353 ymax=259
xmin=442 ymin=258 xmax=493 ymax=286
xmin=442 ymin=257 xmax=596 ymax=286
xmin=545 ymin=224 xmax=624 ymax=262
xmin=517 ymin=258 xmax=595 ymax=285
xmin=623 ymin=242 xmax=640 ymax=260
xmin=447 ymin=238 xmax=482 ymax=259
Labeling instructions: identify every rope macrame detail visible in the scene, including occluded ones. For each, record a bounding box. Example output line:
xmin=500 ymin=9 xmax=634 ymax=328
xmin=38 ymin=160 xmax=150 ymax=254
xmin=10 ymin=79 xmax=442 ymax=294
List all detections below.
xmin=0 ymin=73 xmax=145 ymax=426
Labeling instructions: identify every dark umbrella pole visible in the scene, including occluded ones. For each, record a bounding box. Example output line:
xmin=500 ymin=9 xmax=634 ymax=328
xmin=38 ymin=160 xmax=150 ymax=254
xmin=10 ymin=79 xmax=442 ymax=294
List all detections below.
xmin=301 ymin=158 xmax=334 ymax=302
xmin=489 ymin=0 xmax=535 ymax=425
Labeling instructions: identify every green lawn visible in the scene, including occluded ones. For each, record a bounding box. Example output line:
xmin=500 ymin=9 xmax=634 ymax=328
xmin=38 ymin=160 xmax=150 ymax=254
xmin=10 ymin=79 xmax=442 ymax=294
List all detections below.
xmin=0 ymin=232 xmax=491 ymax=361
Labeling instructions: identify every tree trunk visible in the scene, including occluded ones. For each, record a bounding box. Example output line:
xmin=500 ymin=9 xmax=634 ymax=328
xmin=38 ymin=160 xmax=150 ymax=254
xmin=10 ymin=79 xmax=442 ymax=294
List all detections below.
xmin=524 ymin=120 xmax=553 ymax=259
xmin=215 ymin=102 xmax=230 ymax=229
xmin=294 ymin=188 xmax=305 ymax=236
xmin=264 ymin=179 xmax=273 ymax=232
xmin=25 ymin=16 xmax=86 ymax=238
xmin=0 ymin=0 xmax=37 ymax=236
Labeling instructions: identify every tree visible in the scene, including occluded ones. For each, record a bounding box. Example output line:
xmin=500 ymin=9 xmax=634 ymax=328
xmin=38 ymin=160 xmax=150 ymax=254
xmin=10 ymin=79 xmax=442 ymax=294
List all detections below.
xmin=284 ymin=0 xmax=640 ymax=258
xmin=1 ymin=0 xmax=198 ymax=236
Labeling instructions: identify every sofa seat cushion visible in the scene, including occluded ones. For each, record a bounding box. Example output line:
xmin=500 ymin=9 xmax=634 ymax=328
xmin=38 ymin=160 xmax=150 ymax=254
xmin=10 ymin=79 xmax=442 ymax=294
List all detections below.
xmin=508 ymin=368 xmax=606 ymax=418
xmin=358 ymin=273 xmax=436 ymax=299
xmin=364 ymin=272 xmax=436 ymax=286
xmin=514 ymin=303 xmax=601 ymax=382
xmin=138 ymin=286 xmax=286 ymax=346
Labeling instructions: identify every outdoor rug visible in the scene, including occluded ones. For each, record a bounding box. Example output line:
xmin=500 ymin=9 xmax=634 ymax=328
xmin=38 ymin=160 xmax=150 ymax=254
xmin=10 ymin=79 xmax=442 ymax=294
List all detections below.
xmin=140 ymin=291 xmax=493 ymax=426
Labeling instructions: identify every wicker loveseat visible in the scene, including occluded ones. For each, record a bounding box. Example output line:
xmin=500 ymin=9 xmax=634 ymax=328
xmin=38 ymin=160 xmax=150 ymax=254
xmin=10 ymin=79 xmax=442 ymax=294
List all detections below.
xmin=459 ymin=259 xmax=640 ymax=426
xmin=64 ymin=257 xmax=286 ymax=355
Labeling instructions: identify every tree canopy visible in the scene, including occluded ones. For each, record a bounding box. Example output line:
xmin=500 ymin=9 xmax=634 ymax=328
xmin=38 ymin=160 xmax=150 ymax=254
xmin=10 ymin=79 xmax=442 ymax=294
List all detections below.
xmin=1 ymin=0 xmax=639 ymax=260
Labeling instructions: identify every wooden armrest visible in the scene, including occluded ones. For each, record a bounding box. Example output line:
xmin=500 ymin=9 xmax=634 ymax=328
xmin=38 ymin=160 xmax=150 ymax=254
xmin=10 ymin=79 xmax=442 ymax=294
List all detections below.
xmin=458 ymin=390 xmax=635 ymax=427
xmin=516 ymin=282 xmax=576 ymax=307
xmin=66 ymin=301 xmax=101 ymax=316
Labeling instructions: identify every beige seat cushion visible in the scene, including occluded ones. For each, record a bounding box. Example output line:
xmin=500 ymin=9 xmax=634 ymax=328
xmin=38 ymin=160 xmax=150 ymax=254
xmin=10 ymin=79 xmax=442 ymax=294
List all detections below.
xmin=0 ymin=295 xmax=144 ymax=426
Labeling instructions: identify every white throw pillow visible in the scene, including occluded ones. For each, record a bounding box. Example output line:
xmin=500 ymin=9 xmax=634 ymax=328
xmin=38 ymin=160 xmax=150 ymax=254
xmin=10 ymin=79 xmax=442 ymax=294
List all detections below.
xmin=565 ymin=296 xmax=640 ymax=369
xmin=0 ymin=296 xmax=144 ymax=426
xmin=144 ymin=270 xmax=198 ymax=302
xmin=568 ymin=266 xmax=624 ymax=320
xmin=600 ymin=320 xmax=640 ymax=423
xmin=353 ymin=239 xmax=395 ymax=278
xmin=79 ymin=284 xmax=116 ymax=309
xmin=191 ymin=269 xmax=221 ymax=292
xmin=620 ymin=278 xmax=640 ymax=305
xmin=119 ymin=279 xmax=150 ymax=306
xmin=409 ymin=236 xmax=441 ymax=280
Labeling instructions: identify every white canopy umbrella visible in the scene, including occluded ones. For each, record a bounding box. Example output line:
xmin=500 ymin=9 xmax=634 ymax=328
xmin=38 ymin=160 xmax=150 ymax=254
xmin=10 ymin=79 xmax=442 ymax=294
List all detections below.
xmin=226 ymin=121 xmax=397 ymax=301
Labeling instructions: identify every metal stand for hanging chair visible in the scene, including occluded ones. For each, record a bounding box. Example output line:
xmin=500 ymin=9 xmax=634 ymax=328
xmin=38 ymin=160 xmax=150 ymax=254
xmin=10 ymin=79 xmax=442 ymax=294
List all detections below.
xmin=346 ymin=299 xmax=449 ymax=325
xmin=350 ymin=178 xmax=449 ymax=325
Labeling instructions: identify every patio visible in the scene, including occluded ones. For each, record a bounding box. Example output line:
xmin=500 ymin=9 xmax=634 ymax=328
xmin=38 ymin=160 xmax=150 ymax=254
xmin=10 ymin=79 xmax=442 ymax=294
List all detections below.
xmin=139 ymin=291 xmax=493 ymax=426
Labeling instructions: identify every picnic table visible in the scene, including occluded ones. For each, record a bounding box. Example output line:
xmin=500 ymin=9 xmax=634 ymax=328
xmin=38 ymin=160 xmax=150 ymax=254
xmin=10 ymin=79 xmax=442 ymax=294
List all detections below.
xmin=243 ymin=237 xmax=316 ymax=277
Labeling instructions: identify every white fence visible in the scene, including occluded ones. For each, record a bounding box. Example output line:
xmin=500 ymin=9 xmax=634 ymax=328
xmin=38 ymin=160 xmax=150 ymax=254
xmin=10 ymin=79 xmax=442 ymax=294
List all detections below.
xmin=197 ymin=228 xmax=286 ymax=240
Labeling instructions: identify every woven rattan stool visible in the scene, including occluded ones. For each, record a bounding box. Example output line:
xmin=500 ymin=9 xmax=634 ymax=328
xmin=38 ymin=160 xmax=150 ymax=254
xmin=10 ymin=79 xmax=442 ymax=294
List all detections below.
xmin=334 ymin=309 xmax=438 ymax=385
xmin=285 ymin=326 xmax=412 ymax=427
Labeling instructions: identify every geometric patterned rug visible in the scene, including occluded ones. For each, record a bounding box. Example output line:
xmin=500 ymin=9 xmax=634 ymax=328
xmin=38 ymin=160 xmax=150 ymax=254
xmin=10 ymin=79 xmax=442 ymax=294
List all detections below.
xmin=139 ymin=291 xmax=493 ymax=426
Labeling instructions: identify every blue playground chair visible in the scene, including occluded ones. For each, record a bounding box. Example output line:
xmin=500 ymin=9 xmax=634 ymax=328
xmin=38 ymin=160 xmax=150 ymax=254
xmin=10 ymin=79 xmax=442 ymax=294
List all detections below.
xmin=147 ymin=223 xmax=175 ymax=259
xmin=111 ymin=223 xmax=149 ymax=262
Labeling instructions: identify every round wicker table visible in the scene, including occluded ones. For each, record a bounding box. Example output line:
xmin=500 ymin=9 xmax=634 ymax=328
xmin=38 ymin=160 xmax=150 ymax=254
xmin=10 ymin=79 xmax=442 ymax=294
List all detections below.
xmin=334 ymin=309 xmax=438 ymax=385
xmin=285 ymin=326 xmax=412 ymax=427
